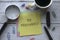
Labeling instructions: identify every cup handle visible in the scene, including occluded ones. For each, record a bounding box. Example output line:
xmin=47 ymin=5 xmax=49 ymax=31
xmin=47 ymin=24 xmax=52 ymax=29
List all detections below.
xmin=27 ymin=2 xmax=36 ymax=7
xmin=31 ymin=2 xmax=36 ymax=7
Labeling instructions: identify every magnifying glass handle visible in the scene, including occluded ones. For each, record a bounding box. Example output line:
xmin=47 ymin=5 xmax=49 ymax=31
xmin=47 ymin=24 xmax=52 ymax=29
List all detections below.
xmin=0 ymin=22 xmax=8 ymax=35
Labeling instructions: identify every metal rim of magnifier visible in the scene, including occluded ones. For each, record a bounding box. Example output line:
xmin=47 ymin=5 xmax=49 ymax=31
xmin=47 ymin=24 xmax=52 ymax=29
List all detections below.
xmin=5 ymin=5 xmax=20 ymax=20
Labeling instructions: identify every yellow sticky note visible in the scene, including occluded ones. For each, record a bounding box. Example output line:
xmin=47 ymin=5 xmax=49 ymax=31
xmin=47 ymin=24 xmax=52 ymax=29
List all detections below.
xmin=18 ymin=11 xmax=42 ymax=36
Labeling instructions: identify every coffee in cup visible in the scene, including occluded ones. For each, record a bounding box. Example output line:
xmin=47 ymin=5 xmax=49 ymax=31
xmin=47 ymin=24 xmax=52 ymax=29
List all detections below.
xmin=35 ymin=0 xmax=52 ymax=8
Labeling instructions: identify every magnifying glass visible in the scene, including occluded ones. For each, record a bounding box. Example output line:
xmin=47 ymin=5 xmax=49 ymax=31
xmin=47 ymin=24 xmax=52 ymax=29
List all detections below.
xmin=0 ymin=5 xmax=20 ymax=35
xmin=6 ymin=5 xmax=20 ymax=20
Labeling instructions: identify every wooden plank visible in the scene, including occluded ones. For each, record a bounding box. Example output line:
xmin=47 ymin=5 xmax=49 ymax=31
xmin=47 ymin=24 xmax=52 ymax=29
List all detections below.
xmin=0 ymin=0 xmax=34 ymax=1
xmin=0 ymin=2 xmax=60 ymax=24
xmin=0 ymin=0 xmax=60 ymax=1
xmin=0 ymin=24 xmax=60 ymax=40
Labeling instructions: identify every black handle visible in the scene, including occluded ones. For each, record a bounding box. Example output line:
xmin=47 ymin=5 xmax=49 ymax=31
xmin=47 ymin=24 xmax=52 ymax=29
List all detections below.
xmin=0 ymin=22 xmax=7 ymax=35
xmin=44 ymin=26 xmax=53 ymax=40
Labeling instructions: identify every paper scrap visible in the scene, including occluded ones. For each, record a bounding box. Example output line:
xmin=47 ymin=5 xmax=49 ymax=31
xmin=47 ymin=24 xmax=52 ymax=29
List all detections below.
xmin=18 ymin=11 xmax=42 ymax=36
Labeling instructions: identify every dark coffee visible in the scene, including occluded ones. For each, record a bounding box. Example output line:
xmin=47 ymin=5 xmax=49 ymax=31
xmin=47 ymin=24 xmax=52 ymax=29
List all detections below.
xmin=35 ymin=0 xmax=51 ymax=7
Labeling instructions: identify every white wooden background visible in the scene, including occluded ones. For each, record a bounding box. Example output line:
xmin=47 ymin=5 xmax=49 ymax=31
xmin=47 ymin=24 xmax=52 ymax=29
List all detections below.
xmin=0 ymin=0 xmax=60 ymax=40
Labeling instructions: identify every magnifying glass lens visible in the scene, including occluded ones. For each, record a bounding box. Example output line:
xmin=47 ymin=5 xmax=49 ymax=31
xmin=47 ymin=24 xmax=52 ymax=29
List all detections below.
xmin=5 ymin=5 xmax=20 ymax=20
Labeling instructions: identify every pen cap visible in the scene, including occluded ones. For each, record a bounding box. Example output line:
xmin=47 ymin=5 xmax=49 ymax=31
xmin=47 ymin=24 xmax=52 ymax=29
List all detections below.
xmin=5 ymin=5 xmax=20 ymax=20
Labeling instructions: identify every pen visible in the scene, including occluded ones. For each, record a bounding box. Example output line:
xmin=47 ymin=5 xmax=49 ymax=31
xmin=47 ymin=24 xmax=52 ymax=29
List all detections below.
xmin=44 ymin=26 xmax=53 ymax=40
xmin=46 ymin=11 xmax=51 ymax=28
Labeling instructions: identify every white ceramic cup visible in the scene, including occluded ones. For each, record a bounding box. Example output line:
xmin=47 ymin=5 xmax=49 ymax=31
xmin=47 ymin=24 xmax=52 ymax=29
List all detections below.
xmin=32 ymin=0 xmax=52 ymax=8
